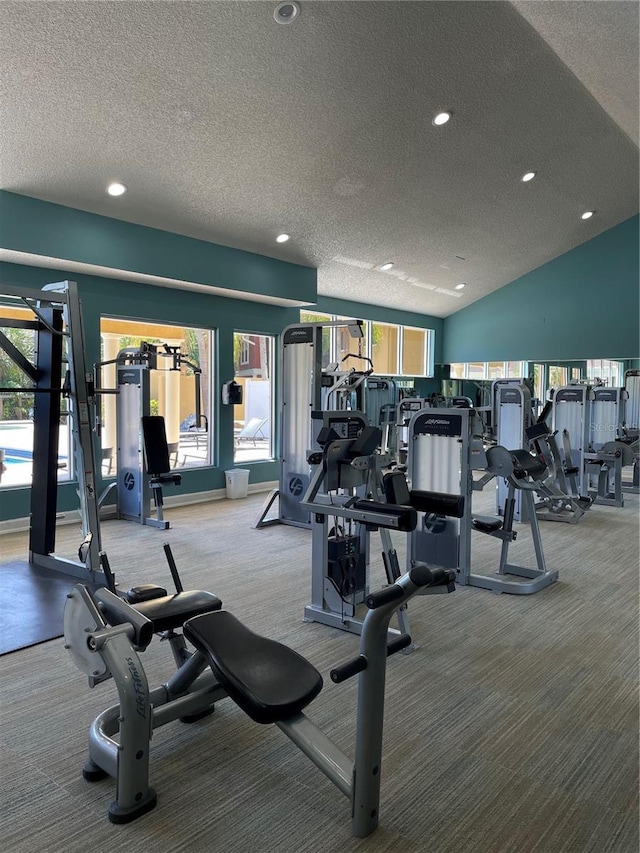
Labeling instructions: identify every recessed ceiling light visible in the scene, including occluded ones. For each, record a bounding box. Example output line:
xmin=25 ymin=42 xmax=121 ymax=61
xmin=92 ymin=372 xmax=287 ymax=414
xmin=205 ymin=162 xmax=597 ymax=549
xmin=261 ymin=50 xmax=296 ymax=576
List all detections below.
xmin=432 ymin=111 xmax=451 ymax=126
xmin=107 ymin=182 xmax=127 ymax=196
xmin=521 ymin=171 xmax=536 ymax=182
xmin=379 ymin=262 xmax=394 ymax=271
xmin=274 ymin=1 xmax=300 ymax=24
xmin=455 ymin=283 xmax=466 ymax=290
xmin=276 ymin=233 xmax=291 ymax=243
xmin=581 ymin=211 xmax=594 ymax=220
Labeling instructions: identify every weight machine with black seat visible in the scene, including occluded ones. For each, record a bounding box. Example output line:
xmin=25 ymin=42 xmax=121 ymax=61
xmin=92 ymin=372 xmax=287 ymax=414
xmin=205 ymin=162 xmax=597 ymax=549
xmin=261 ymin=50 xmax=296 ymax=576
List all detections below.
xmin=404 ymin=407 xmax=558 ymax=595
xmin=298 ymin=425 xmax=456 ymax=640
xmin=97 ymin=342 xmax=204 ymax=528
xmin=64 ymin=544 xmax=455 ymax=836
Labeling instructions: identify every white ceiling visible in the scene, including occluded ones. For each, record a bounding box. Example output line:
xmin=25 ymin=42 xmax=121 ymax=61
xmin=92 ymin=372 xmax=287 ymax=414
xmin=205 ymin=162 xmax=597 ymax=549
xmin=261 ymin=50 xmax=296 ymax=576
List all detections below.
xmin=0 ymin=1 xmax=638 ymax=317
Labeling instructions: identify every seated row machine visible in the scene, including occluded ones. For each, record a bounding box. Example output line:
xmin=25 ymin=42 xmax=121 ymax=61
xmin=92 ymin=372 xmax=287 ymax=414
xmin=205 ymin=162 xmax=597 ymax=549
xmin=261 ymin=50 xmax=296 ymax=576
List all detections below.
xmin=64 ymin=540 xmax=456 ymax=837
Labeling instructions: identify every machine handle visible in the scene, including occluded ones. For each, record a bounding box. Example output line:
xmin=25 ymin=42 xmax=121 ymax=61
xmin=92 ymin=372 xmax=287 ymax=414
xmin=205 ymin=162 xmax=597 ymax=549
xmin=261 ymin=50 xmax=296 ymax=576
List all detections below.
xmin=386 ymin=633 xmax=413 ymax=656
xmin=366 ymin=584 xmax=405 ymax=610
xmin=330 ymin=655 xmax=367 ymax=684
xmin=330 ymin=634 xmax=413 ymax=683
xmin=408 ymin=563 xmax=450 ymax=588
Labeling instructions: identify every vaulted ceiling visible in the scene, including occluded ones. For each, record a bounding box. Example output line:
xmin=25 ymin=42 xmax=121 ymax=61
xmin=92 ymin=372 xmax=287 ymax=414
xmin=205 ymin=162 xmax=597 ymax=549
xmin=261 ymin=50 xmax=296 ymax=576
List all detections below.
xmin=1 ymin=1 xmax=638 ymax=317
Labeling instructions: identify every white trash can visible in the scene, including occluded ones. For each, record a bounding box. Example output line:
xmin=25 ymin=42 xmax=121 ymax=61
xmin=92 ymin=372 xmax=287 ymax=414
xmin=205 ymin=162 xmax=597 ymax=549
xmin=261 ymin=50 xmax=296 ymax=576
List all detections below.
xmin=225 ymin=468 xmax=250 ymax=500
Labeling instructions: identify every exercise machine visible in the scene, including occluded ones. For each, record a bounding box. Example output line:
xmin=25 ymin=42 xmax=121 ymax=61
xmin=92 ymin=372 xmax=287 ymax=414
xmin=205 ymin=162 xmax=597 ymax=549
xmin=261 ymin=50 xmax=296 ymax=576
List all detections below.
xmin=64 ymin=551 xmax=455 ymax=836
xmin=405 ymin=407 xmax=558 ymax=595
xmin=254 ymin=319 xmax=369 ymax=529
xmin=583 ymin=386 xmax=629 ymax=507
xmin=298 ymin=424 xmax=456 ymax=640
xmin=0 ymin=281 xmax=104 ymax=580
xmin=98 ymin=342 xmax=203 ymax=528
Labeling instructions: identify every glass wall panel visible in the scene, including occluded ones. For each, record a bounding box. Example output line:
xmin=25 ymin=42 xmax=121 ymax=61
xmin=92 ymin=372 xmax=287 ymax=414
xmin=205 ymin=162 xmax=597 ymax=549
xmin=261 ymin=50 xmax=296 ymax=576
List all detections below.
xmin=450 ymin=363 xmax=465 ymax=379
xmin=234 ymin=333 xmax=274 ymax=463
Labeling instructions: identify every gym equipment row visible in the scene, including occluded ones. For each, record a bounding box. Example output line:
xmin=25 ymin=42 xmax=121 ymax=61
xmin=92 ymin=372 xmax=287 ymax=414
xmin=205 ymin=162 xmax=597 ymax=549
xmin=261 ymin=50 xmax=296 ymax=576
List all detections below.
xmin=64 ymin=542 xmax=455 ymax=836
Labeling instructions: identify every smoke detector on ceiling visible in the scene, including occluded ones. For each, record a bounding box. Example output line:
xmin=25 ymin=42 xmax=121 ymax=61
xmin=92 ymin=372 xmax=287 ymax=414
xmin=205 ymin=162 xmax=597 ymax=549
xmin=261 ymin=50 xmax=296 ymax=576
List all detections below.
xmin=274 ymin=2 xmax=300 ymax=24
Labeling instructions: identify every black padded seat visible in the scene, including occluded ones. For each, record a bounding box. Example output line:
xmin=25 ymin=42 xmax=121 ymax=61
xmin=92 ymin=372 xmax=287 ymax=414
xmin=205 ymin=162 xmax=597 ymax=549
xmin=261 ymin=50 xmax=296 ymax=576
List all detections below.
xmin=133 ymin=590 xmax=222 ymax=633
xmin=472 ymin=515 xmax=503 ymax=533
xmin=184 ymin=611 xmax=323 ymax=725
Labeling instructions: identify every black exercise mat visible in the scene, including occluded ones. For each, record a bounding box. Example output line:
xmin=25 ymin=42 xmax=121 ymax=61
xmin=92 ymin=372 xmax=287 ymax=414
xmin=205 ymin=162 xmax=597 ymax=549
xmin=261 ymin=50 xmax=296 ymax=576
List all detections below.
xmin=0 ymin=561 xmax=75 ymax=654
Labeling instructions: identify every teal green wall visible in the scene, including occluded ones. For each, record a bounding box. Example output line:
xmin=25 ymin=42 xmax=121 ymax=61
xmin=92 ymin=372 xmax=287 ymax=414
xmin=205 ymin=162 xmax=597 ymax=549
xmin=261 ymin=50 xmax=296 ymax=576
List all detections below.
xmin=443 ymin=216 xmax=639 ymax=364
xmin=0 ymin=191 xmax=317 ymax=305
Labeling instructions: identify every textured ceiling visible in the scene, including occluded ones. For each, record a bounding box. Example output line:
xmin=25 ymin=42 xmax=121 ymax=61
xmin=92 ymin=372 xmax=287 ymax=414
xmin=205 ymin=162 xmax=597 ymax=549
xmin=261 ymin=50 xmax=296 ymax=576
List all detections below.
xmin=0 ymin=1 xmax=638 ymax=317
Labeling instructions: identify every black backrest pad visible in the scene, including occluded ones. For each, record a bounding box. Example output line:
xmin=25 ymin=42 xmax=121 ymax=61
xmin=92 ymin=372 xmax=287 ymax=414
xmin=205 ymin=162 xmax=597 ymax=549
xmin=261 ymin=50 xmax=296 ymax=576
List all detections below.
xmin=349 ymin=426 xmax=381 ymax=458
xmin=383 ymin=471 xmax=411 ymax=506
xmin=184 ymin=611 xmax=323 ymax=725
xmin=142 ymin=416 xmax=170 ymax=475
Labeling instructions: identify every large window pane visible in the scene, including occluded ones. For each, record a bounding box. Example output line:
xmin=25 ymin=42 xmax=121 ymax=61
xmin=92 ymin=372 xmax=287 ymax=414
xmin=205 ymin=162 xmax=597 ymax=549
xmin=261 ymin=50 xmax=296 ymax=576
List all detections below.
xmin=234 ymin=332 xmax=274 ymax=463
xmin=488 ymin=362 xmax=505 ymax=379
xmin=100 ymin=318 xmax=212 ymax=472
xmin=507 ymin=361 xmax=525 ymax=378
xmin=401 ymin=327 xmax=427 ymax=376
xmin=450 ymin=363 xmax=465 ymax=379
xmin=1 ymin=305 xmax=71 ymax=487
xmin=371 ymin=323 xmax=399 ymax=374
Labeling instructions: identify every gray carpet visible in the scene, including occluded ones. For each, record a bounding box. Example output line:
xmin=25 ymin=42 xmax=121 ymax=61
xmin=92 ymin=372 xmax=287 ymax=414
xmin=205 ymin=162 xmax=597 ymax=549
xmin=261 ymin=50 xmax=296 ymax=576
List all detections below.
xmin=0 ymin=485 xmax=638 ymax=853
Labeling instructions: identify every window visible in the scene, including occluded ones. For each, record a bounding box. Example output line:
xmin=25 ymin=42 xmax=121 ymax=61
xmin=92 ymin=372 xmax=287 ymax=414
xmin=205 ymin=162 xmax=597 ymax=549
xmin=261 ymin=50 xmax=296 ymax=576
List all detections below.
xmin=1 ymin=304 xmax=72 ymax=487
xmin=233 ymin=332 xmax=274 ymax=463
xmin=587 ymin=359 xmax=623 ymax=386
xmin=298 ymin=313 xmax=433 ymax=378
xmin=533 ymin=364 xmax=546 ymax=403
xmin=548 ymin=366 xmax=568 ymax=389
xmin=450 ymin=363 xmax=465 ymax=379
xmin=467 ymin=362 xmax=486 ymax=380
xmin=507 ymin=361 xmax=526 ymax=378
xmin=371 ymin=323 xmax=399 ymax=375
xmin=100 ymin=318 xmax=213 ymax=473
xmin=571 ymin=367 xmax=582 ymax=381
xmin=400 ymin=327 xmax=428 ymax=376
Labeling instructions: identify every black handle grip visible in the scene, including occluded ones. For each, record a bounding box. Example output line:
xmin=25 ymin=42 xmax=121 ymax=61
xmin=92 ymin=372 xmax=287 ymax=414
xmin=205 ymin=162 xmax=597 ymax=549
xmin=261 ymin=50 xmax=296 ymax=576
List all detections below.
xmin=409 ymin=563 xmax=446 ymax=587
xmin=330 ymin=655 xmax=367 ymax=684
xmin=386 ymin=634 xmax=412 ymax=657
xmin=366 ymin=584 xmax=405 ymax=610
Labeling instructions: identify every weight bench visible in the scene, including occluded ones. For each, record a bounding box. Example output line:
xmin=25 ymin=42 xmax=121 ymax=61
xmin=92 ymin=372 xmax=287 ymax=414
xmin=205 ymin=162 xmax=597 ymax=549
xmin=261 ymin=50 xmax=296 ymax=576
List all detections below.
xmin=65 ymin=560 xmax=454 ymax=836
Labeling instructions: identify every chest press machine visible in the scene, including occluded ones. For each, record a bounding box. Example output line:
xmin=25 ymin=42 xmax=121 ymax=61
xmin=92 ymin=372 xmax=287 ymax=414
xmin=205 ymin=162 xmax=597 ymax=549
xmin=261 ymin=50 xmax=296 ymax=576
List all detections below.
xmin=64 ymin=544 xmax=455 ymax=837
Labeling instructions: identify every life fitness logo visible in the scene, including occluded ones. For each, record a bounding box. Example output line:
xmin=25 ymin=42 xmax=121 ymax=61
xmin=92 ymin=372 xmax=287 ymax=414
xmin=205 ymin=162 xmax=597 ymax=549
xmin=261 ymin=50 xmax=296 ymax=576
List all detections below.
xmin=123 ymin=472 xmax=136 ymax=491
xmin=289 ymin=477 xmax=304 ymax=496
